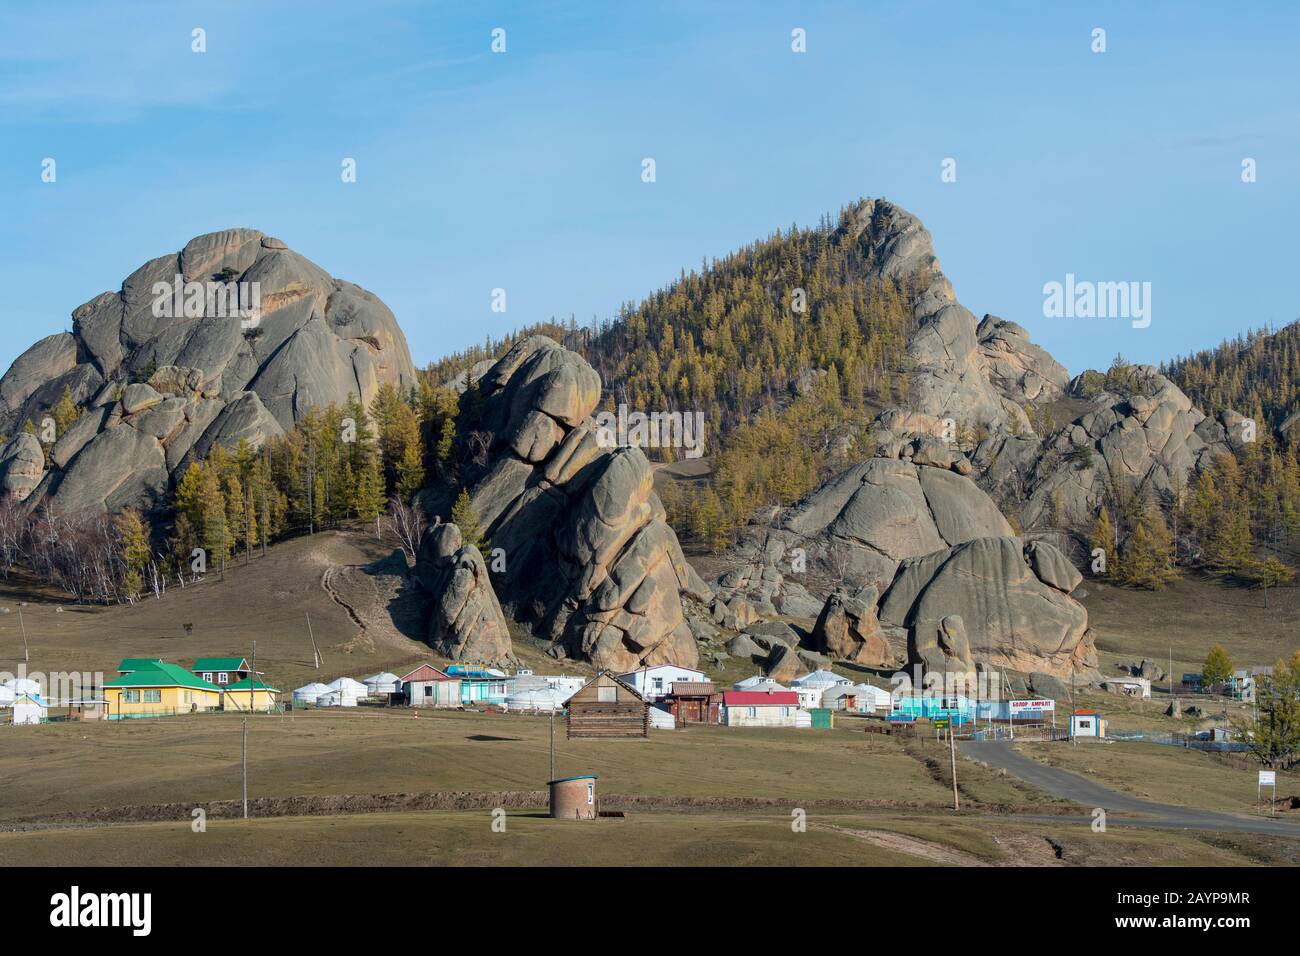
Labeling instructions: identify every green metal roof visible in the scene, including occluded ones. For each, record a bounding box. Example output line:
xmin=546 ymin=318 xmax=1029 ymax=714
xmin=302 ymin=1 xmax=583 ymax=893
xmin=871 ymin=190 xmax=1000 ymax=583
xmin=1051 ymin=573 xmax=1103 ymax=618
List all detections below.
xmin=224 ymin=678 xmax=279 ymax=693
xmin=193 ymin=657 xmax=248 ymax=671
xmin=103 ymin=662 xmax=218 ymax=692
xmin=118 ymin=657 xmax=163 ymax=672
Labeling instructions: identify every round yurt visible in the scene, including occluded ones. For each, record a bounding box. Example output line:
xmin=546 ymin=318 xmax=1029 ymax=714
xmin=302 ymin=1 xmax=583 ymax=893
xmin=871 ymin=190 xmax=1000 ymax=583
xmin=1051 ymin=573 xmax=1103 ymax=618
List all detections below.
xmin=734 ymin=676 xmax=787 ymax=692
xmin=364 ymin=672 xmax=400 ymax=696
xmin=505 ymin=686 xmax=570 ymax=714
xmin=5 ymin=677 xmax=41 ymax=696
xmin=327 ymin=677 xmax=369 ymax=700
xmin=791 ymin=669 xmax=850 ymax=690
xmin=292 ymin=682 xmax=331 ymax=706
xmin=314 ymin=689 xmax=358 ymax=708
xmin=0 ymin=685 xmax=14 ymax=707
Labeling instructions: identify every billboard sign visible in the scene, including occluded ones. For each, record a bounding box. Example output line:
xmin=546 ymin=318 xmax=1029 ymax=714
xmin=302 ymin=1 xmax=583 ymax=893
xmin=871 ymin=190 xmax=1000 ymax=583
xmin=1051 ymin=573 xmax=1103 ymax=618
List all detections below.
xmin=1009 ymin=699 xmax=1055 ymax=714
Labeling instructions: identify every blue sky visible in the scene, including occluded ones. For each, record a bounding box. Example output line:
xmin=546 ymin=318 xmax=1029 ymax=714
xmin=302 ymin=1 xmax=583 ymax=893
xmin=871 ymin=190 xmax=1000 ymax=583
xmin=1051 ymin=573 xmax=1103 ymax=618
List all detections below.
xmin=2 ymin=0 xmax=1297 ymax=376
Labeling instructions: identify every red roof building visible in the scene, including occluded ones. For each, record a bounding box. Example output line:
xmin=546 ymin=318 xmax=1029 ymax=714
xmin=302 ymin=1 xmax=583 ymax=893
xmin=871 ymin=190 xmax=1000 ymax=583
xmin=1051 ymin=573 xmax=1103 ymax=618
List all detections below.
xmin=399 ymin=664 xmax=454 ymax=683
xmin=723 ymin=691 xmax=799 ymax=707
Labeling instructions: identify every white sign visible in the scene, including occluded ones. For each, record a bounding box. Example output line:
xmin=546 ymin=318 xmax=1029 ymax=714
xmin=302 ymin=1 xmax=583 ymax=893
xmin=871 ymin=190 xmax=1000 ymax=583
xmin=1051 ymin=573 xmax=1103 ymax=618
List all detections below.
xmin=1260 ymin=770 xmax=1276 ymax=786
xmin=1009 ymin=699 xmax=1055 ymax=713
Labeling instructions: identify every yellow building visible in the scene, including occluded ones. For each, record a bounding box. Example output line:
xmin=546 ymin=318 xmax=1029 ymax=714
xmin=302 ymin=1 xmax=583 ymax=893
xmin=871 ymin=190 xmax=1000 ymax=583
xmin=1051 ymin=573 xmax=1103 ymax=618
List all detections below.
xmin=222 ymin=678 xmax=280 ymax=713
xmin=102 ymin=663 xmax=223 ymax=719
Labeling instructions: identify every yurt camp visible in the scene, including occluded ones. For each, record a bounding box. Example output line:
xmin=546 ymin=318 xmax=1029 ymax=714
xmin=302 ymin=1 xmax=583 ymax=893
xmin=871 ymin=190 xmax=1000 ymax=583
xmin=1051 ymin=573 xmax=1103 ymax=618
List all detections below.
xmin=292 ymin=682 xmax=331 ymax=707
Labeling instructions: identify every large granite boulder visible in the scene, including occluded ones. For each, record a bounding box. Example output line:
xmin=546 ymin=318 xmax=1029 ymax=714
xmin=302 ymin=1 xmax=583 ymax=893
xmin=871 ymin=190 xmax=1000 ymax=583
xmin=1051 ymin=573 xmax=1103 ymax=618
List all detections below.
xmin=723 ymin=455 xmax=1015 ymax=599
xmin=416 ymin=336 xmax=705 ymax=672
xmin=0 ymin=229 xmax=416 ymax=514
xmin=879 ymin=536 xmax=1096 ymax=680
xmin=0 ymin=434 xmax=45 ymax=501
xmin=414 ymin=522 xmax=514 ymax=666
xmin=976 ymin=315 xmax=1070 ymax=405
xmin=1018 ymin=367 xmax=1232 ymax=531
xmin=811 ymin=586 xmax=894 ymax=666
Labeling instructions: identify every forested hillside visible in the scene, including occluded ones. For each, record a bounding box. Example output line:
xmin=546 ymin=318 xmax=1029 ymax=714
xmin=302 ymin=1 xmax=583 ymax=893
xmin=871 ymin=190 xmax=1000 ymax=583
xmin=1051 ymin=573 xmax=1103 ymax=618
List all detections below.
xmin=1163 ymin=323 xmax=1300 ymax=433
xmin=423 ymin=202 xmax=930 ymax=540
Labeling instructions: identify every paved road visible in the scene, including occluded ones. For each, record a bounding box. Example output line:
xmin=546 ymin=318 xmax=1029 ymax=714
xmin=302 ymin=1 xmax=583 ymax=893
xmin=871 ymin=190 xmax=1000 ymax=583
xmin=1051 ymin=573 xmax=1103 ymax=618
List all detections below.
xmin=963 ymin=740 xmax=1300 ymax=836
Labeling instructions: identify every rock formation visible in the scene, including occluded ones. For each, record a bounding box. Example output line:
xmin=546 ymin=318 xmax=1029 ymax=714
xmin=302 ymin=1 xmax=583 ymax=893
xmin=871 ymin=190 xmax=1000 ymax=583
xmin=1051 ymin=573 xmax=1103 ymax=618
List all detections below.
xmin=1016 ymin=367 xmax=1235 ymax=531
xmin=811 ymin=586 xmax=894 ymax=667
xmin=879 ymin=537 xmax=1095 ymax=679
xmin=417 ymin=335 xmax=708 ymax=672
xmin=414 ymin=522 xmax=514 ymax=665
xmin=713 ymin=443 xmax=1096 ymax=679
xmin=724 ymin=454 xmax=1014 ymax=597
xmin=0 ymin=229 xmax=416 ymax=512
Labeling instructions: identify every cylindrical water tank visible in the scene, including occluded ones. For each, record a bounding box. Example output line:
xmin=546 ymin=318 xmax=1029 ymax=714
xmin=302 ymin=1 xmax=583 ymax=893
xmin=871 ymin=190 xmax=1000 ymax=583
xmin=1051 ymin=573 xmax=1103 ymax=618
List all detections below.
xmin=548 ymin=775 xmax=597 ymax=820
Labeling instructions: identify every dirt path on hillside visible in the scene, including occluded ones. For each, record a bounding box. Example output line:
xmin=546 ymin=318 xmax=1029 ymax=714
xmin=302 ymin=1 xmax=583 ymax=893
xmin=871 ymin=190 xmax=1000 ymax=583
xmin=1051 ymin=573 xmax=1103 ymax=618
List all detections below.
xmin=314 ymin=533 xmax=426 ymax=655
xmin=812 ymin=822 xmax=1063 ymax=867
xmin=813 ymin=822 xmax=991 ymax=866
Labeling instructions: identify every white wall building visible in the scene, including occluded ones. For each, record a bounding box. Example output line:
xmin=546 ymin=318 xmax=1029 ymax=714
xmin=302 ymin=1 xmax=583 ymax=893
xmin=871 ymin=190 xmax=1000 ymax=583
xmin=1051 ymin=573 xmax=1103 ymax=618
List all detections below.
xmin=824 ymin=683 xmax=893 ymax=714
xmin=618 ymin=664 xmax=706 ymax=701
xmin=723 ymin=690 xmax=801 ymax=728
xmin=794 ymin=686 xmax=823 ymax=710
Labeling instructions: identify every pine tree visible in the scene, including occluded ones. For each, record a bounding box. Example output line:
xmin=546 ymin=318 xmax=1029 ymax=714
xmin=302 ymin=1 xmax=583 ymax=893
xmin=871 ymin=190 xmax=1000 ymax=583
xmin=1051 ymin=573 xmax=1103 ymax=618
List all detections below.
xmin=1121 ymin=503 xmax=1179 ymax=590
xmin=1202 ymin=643 xmax=1233 ymax=688
xmin=116 ymin=508 xmax=150 ymax=601
xmin=52 ymin=385 xmax=82 ymax=437
xmin=451 ymin=489 xmax=483 ymax=551
xmin=1090 ymin=507 xmax=1118 ymax=580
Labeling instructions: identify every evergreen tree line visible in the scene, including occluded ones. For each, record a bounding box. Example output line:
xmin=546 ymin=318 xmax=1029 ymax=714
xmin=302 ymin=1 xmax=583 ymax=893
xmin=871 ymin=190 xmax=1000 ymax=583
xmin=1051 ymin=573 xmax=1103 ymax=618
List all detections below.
xmin=0 ymin=379 xmax=467 ymax=604
xmin=1088 ymin=439 xmax=1300 ymax=593
xmin=1163 ymin=322 xmax=1300 ymax=434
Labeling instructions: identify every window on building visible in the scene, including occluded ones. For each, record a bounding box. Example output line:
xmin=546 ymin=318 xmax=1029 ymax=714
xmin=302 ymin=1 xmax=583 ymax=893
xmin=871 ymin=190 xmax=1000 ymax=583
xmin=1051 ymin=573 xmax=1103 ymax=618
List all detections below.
xmin=202 ymin=673 xmax=214 ymax=682
xmin=653 ymin=677 xmax=664 ymax=691
xmin=423 ymin=685 xmax=432 ymax=697
xmin=123 ymin=690 xmax=141 ymax=703
xmin=143 ymin=689 xmax=162 ymax=703
xmin=217 ymin=673 xmax=229 ymax=684
xmin=597 ymin=686 xmax=617 ymax=703
xmin=747 ymin=707 xmax=756 ymax=718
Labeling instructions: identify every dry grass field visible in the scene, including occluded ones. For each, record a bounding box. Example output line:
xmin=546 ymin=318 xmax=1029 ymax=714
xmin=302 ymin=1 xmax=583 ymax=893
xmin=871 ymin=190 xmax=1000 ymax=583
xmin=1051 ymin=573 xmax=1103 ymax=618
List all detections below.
xmin=1081 ymin=574 xmax=1300 ymax=677
xmin=1015 ymin=739 xmax=1300 ymax=814
xmin=1 ymin=705 xmax=1297 ymax=866
xmin=1 ymin=527 xmax=1298 ymax=867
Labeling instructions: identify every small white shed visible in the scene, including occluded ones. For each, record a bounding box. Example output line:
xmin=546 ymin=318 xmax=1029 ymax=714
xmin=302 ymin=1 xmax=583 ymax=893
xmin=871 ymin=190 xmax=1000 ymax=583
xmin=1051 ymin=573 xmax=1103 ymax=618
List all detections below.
xmin=10 ymin=691 xmax=47 ymax=725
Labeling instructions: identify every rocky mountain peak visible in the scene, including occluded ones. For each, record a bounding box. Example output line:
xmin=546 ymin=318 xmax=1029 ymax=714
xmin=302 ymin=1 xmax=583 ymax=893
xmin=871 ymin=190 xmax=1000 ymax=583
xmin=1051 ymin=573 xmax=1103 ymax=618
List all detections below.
xmin=0 ymin=229 xmax=416 ymax=513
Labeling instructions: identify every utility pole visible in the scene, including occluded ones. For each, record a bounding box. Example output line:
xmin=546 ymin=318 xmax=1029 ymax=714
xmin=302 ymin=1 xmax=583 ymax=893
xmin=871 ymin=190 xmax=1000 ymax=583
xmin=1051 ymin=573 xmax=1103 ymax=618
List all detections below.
xmin=947 ymin=724 xmax=960 ymax=811
xmin=1169 ymin=647 xmax=1174 ymax=700
xmin=241 ymin=716 xmax=249 ymax=819
xmin=250 ymin=639 xmax=257 ymax=714
xmin=1070 ymin=665 xmax=1077 ymax=747
xmin=17 ymin=604 xmax=28 ymax=664
xmin=306 ymin=612 xmax=320 ymax=669
xmin=549 ymin=708 xmax=555 ymax=781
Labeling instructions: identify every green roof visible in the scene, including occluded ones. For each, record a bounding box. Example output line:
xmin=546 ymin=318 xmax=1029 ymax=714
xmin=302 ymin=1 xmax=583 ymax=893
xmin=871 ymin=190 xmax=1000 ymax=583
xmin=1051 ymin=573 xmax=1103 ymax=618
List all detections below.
xmin=103 ymin=662 xmax=218 ymax=692
xmin=225 ymin=678 xmax=279 ymax=693
xmin=193 ymin=657 xmax=248 ymax=671
xmin=118 ymin=657 xmax=163 ymax=672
